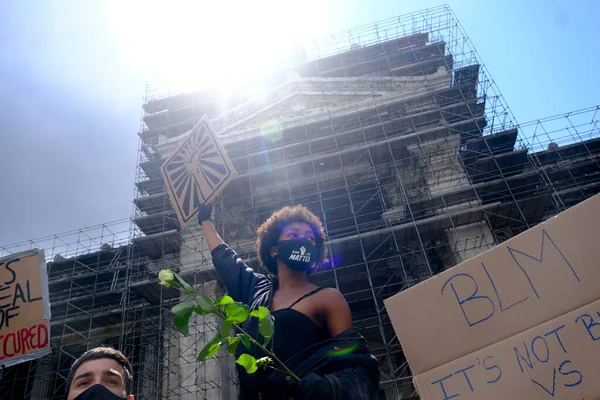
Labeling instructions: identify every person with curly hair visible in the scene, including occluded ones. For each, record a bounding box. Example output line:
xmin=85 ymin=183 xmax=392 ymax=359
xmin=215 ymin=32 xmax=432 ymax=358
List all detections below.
xmin=198 ymin=203 xmax=380 ymax=400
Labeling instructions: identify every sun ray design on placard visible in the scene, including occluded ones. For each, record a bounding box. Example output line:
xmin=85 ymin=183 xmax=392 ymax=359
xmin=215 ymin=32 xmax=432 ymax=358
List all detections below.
xmin=160 ymin=115 xmax=238 ymax=229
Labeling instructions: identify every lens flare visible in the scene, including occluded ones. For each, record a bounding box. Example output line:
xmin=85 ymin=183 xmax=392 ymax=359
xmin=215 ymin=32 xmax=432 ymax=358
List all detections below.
xmin=261 ymin=119 xmax=283 ymax=141
xmin=327 ymin=342 xmax=359 ymax=357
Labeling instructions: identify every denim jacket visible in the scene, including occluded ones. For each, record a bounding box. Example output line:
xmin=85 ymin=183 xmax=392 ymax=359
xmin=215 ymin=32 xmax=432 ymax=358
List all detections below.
xmin=211 ymin=244 xmax=380 ymax=400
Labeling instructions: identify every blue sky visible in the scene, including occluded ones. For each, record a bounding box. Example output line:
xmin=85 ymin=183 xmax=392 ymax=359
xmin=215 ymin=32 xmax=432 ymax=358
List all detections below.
xmin=1 ymin=0 xmax=598 ymax=245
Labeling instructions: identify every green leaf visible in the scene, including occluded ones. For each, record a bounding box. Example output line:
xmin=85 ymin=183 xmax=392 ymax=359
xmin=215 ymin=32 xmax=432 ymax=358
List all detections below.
xmin=174 ymin=313 xmax=191 ymax=336
xmin=196 ymin=296 xmax=215 ymax=314
xmin=263 ymin=335 xmax=272 ymax=350
xmin=225 ymin=302 xmax=250 ymax=324
xmin=240 ymin=333 xmax=251 ymax=350
xmin=221 ymin=319 xmax=233 ymax=337
xmin=216 ymin=295 xmax=234 ymax=306
xmin=236 ymin=354 xmax=258 ymax=374
xmin=227 ymin=337 xmax=240 ymax=355
xmin=194 ymin=306 xmax=209 ymax=316
xmin=173 ymin=272 xmax=195 ymax=295
xmin=249 ymin=306 xmax=271 ymax=320
xmin=197 ymin=334 xmax=222 ymax=361
xmin=171 ymin=301 xmax=195 ymax=317
xmin=259 ymin=317 xmax=274 ymax=339
xmin=172 ymin=301 xmax=196 ymax=337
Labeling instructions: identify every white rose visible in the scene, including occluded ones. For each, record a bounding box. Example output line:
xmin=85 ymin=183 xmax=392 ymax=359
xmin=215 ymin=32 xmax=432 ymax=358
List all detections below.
xmin=158 ymin=269 xmax=175 ymax=288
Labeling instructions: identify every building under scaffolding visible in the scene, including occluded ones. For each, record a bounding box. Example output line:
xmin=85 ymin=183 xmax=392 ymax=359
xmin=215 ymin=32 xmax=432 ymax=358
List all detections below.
xmin=1 ymin=5 xmax=600 ymax=400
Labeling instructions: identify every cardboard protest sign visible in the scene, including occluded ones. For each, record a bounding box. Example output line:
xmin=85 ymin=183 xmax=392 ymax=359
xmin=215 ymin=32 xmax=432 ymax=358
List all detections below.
xmin=384 ymin=193 xmax=600 ymax=400
xmin=160 ymin=114 xmax=237 ymax=229
xmin=415 ymin=299 xmax=600 ymax=399
xmin=0 ymin=249 xmax=51 ymax=367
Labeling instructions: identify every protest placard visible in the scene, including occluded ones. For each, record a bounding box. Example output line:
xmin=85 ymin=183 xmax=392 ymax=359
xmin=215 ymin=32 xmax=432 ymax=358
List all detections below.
xmin=385 ymin=194 xmax=600 ymax=399
xmin=160 ymin=114 xmax=237 ymax=229
xmin=0 ymin=249 xmax=51 ymax=367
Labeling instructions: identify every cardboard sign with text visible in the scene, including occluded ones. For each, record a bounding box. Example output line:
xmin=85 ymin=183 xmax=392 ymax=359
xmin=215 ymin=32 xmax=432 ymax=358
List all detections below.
xmin=161 ymin=114 xmax=237 ymax=229
xmin=384 ymin=194 xmax=600 ymax=400
xmin=0 ymin=249 xmax=51 ymax=367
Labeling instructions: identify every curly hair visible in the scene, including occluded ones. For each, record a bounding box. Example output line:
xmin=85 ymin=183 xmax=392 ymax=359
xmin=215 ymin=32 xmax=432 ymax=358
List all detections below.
xmin=256 ymin=205 xmax=327 ymax=275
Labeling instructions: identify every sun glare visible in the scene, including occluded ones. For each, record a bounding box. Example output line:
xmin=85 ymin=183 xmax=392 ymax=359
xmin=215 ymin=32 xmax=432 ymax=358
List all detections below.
xmin=106 ymin=0 xmax=328 ymax=96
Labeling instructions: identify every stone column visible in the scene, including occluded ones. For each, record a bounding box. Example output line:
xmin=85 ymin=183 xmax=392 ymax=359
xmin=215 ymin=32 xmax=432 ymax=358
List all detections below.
xmin=30 ymin=358 xmax=53 ymax=399
xmin=407 ymin=135 xmax=495 ymax=265
xmin=160 ymin=222 xmax=237 ymax=399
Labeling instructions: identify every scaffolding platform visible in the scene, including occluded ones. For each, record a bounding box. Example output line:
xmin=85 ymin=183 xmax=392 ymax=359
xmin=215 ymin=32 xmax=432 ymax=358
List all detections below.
xmin=1 ymin=5 xmax=599 ymax=400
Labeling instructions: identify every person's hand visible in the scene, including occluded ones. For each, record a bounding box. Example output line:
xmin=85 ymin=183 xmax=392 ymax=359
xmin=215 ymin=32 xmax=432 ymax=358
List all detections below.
xmin=286 ymin=373 xmax=333 ymax=399
xmin=197 ymin=203 xmax=213 ymax=223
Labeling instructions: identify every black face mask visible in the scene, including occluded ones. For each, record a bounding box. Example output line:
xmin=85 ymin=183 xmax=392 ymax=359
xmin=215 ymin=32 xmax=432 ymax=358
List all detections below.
xmin=73 ymin=384 xmax=128 ymax=400
xmin=277 ymin=239 xmax=317 ymax=272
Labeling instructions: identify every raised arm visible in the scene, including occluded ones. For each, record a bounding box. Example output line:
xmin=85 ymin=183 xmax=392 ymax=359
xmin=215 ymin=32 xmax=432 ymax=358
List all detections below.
xmin=201 ymin=219 xmax=225 ymax=252
xmin=198 ymin=204 xmax=267 ymax=304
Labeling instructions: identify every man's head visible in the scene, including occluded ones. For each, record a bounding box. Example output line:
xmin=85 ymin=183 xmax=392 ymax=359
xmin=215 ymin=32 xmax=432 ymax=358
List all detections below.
xmin=66 ymin=347 xmax=133 ymax=400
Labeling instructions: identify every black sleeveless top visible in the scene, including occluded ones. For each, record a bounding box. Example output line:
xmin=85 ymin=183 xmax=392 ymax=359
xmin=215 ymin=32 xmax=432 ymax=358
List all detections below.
xmin=271 ymin=287 xmax=330 ymax=362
